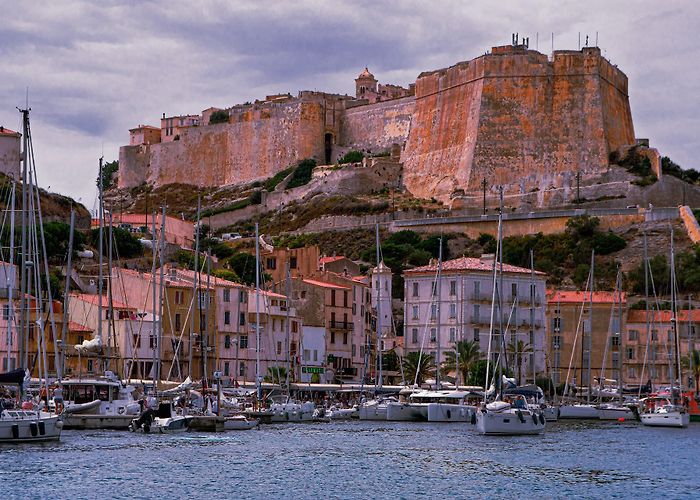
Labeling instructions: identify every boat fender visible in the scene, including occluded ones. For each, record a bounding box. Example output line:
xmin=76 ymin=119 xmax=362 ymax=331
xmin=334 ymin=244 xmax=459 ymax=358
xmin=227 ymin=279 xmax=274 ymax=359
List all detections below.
xmin=143 ymin=424 xmax=151 ymax=434
xmin=539 ymin=413 xmax=545 ymax=425
xmin=30 ymin=422 xmax=38 ymax=437
xmin=470 ymin=411 xmax=477 ymax=425
xmin=38 ymin=421 xmax=46 ymax=435
xmin=532 ymin=413 xmax=538 ymax=425
xmin=446 ymin=410 xmax=451 ymax=420
xmin=516 ymin=410 xmax=525 ymax=423
xmin=118 ymin=407 xmax=125 ymax=415
xmin=11 ymin=424 xmax=19 ymax=439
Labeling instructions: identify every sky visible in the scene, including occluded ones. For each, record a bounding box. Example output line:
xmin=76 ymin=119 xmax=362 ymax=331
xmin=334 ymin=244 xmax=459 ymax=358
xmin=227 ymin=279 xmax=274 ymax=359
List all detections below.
xmin=1 ymin=0 xmax=698 ymax=211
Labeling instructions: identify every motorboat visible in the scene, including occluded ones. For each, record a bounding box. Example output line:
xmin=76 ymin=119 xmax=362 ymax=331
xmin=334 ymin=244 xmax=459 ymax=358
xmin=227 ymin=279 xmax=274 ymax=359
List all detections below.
xmin=224 ymin=414 xmax=259 ymax=430
xmin=406 ymin=389 xmax=480 ymax=423
xmin=129 ymin=401 xmax=191 ymax=433
xmin=597 ymin=403 xmax=635 ymax=420
xmin=268 ymin=399 xmax=316 ymax=423
xmin=475 ymin=395 xmax=546 ymax=435
xmin=326 ymin=405 xmax=358 ymax=420
xmin=640 ymin=397 xmax=689 ymax=428
xmin=51 ymin=373 xmax=141 ymax=429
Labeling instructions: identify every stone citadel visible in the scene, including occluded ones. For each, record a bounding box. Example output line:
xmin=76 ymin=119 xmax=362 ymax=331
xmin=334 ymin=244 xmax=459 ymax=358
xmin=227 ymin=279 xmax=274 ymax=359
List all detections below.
xmin=119 ymin=41 xmax=641 ymax=204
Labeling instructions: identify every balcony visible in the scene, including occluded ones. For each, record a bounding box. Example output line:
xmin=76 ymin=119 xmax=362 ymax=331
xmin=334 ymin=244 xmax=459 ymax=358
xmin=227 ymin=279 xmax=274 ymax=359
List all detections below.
xmin=469 ymin=315 xmax=492 ymax=326
xmin=469 ymin=293 xmax=491 ymax=302
xmin=329 ymin=322 xmax=354 ymax=331
xmin=336 ymin=367 xmax=358 ymax=378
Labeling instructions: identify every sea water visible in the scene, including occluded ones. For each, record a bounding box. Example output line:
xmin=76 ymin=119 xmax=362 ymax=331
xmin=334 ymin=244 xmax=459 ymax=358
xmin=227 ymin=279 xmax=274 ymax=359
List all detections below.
xmin=1 ymin=420 xmax=698 ymax=499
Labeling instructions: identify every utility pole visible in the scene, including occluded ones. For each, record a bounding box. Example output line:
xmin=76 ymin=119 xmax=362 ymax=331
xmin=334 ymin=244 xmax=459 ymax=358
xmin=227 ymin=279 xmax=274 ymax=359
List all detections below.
xmin=482 ymin=178 xmax=487 ymax=215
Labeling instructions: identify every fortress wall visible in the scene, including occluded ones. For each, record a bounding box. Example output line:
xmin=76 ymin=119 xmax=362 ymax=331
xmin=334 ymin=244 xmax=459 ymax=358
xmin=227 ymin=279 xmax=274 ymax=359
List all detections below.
xmin=401 ymin=56 xmax=486 ymax=201
xmin=338 ymin=96 xmax=414 ymax=153
xmin=598 ymin=57 xmax=635 ymax=152
xmin=118 ymin=145 xmax=150 ymax=188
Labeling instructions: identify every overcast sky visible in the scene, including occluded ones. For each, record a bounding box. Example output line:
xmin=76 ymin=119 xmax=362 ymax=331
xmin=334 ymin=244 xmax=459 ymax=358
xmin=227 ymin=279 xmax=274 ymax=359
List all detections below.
xmin=1 ymin=0 xmax=697 ymax=210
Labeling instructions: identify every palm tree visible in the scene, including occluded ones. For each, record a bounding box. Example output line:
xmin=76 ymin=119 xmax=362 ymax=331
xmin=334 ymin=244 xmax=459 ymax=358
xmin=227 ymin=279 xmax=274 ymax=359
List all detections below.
xmin=506 ymin=340 xmax=533 ymax=385
xmin=442 ymin=340 xmax=480 ymax=385
xmin=681 ymin=349 xmax=700 ymax=390
xmin=402 ymin=352 xmax=435 ymax=386
xmin=263 ymin=366 xmax=288 ymax=385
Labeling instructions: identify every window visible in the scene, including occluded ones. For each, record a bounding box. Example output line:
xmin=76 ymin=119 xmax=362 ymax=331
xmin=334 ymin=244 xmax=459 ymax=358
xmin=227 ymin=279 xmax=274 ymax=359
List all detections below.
xmin=412 ymin=283 xmax=419 ymax=297
xmin=200 ymin=314 xmax=206 ymax=331
xmin=225 ymin=335 xmax=231 ymax=349
xmin=431 ymin=304 xmax=437 ymax=320
xmin=175 ymin=290 xmax=183 ymax=304
xmin=292 ymin=321 xmax=299 ymax=333
xmin=627 ymin=367 xmax=636 ymax=379
xmin=667 ymin=330 xmax=673 ymax=343
xmin=431 ymin=281 xmax=438 ymax=296
xmin=626 ymin=347 xmax=635 ymax=360
xmin=473 ymin=328 xmax=480 ymax=342
xmin=449 ymin=327 xmax=456 ymax=342
xmin=651 ymin=329 xmax=658 ymax=341
xmin=239 ymin=290 xmax=247 ymax=303
xmin=266 ymin=257 xmax=276 ymax=270
xmin=239 ymin=362 xmax=246 ymax=377
xmin=612 ymin=352 xmax=620 ymax=368
xmin=330 ymin=312 xmax=336 ymax=328
xmin=412 ymin=306 xmax=419 ymax=320
xmin=290 ymin=342 xmax=297 ymax=355
xmin=529 ymin=330 xmax=534 ymax=345
xmin=87 ymin=360 xmax=94 ymax=372
xmin=277 ymin=342 xmax=282 ymax=355
xmin=224 ymin=311 xmax=230 ymax=325
xmin=313 ymin=350 xmax=318 ymax=362
xmin=449 ymin=303 xmax=457 ymax=318
xmin=352 ymin=344 xmax=356 ymax=356
xmin=224 ymin=362 xmax=230 ymax=376
xmin=473 ymin=281 xmax=480 ymax=298
xmin=343 ymin=291 xmax=348 ymax=307
xmin=473 ymin=304 xmax=480 ymax=322
xmin=511 ymin=283 xmax=517 ymax=298
xmin=552 ymin=335 xmax=562 ymax=349
xmin=331 ymin=290 xmax=336 ymax=306
xmin=174 ymin=313 xmax=181 ymax=332
xmin=223 ymin=289 xmax=230 ymax=303
xmin=552 ymin=317 xmax=562 ymax=331
xmin=331 ymin=331 xmax=336 ymax=344
xmin=412 ymin=328 xmax=418 ymax=344
xmin=352 ymin=303 xmax=357 ymax=315
xmin=628 ymin=329 xmax=639 ymax=341
xmin=2 ymin=305 xmax=9 ymax=320
xmin=611 ymin=335 xmax=620 ymax=347
xmin=303 ymin=349 xmax=310 ymax=361
xmin=150 ymin=335 xmax=157 ymax=349
xmin=343 ymin=332 xmax=348 ymax=345
xmin=450 ymin=280 xmax=456 ymax=296
xmin=132 ymin=334 xmax=141 ymax=348
xmin=239 ymin=312 xmax=246 ymax=326
xmin=430 ymin=328 xmax=437 ymax=342
xmin=290 ymin=256 xmax=298 ymax=269
xmin=239 ymin=335 xmax=248 ymax=349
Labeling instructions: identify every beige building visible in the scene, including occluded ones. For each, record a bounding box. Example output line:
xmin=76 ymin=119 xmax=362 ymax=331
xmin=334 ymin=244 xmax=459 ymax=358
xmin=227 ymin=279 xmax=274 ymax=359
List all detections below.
xmin=0 ymin=126 xmax=21 ymax=179
xmin=546 ymin=290 xmax=626 ymax=388
xmin=260 ymin=245 xmax=320 ymax=284
xmin=91 ymin=213 xmax=194 ymax=248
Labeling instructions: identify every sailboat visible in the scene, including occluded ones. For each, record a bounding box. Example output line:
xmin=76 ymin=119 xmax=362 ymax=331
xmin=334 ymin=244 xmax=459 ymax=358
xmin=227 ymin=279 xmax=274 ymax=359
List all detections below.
xmin=640 ymin=227 xmax=689 ymax=428
xmin=0 ymin=108 xmax=62 ymax=442
xmin=475 ymin=188 xmax=545 ymax=435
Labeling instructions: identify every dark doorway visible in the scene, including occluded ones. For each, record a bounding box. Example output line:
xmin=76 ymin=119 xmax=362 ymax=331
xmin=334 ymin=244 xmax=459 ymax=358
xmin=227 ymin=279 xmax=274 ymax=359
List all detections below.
xmin=324 ymin=133 xmax=333 ymax=165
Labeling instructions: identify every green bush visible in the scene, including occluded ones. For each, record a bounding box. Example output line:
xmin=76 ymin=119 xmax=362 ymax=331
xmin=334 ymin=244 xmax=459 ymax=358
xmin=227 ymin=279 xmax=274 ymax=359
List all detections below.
xmin=592 ymin=231 xmax=626 ymax=255
xmin=613 ymin=146 xmax=657 ymax=185
xmin=264 ymin=167 xmax=294 ymax=191
xmin=89 ymin=227 xmax=143 ymax=259
xmin=209 ymin=110 xmax=229 ymax=125
xmin=41 ymin=221 xmax=86 ymax=262
xmin=96 ymin=160 xmax=119 ymax=190
xmin=338 ymin=150 xmax=364 ymax=164
xmin=286 ymin=159 xmax=316 ymax=189
xmin=662 ymin=156 xmax=700 ymax=185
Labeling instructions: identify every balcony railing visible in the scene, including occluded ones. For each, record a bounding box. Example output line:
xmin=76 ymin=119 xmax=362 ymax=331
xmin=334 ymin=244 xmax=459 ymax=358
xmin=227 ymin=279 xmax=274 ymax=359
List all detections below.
xmin=329 ymin=322 xmax=354 ymax=331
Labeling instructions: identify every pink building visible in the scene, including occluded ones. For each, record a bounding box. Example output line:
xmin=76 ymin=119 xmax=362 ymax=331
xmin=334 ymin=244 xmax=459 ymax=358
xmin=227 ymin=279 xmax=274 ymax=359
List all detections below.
xmin=129 ymin=125 xmax=162 ymax=146
xmin=0 ymin=126 xmax=21 ymax=179
xmin=160 ymin=114 xmax=200 ymax=142
xmin=91 ymin=213 xmax=194 ymax=248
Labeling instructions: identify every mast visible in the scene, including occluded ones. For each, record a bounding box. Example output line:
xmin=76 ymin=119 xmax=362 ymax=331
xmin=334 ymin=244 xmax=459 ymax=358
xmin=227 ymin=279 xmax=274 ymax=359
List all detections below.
xmin=483 ymin=199 xmax=501 ymax=403
xmin=106 ymin=211 xmax=115 ymax=372
xmin=497 ymin=186 xmax=505 ymax=400
xmin=255 ymin=223 xmax=262 ymax=401
xmin=375 ymin=223 xmax=382 ymax=388
xmin=97 ymin=157 xmax=105 ymax=373
xmin=151 ymin=211 xmax=157 ymax=391
xmin=670 ymin=226 xmax=681 ymax=404
xmin=530 ymin=248 xmax=535 ymax=385
xmin=158 ymin=207 xmax=166 ymax=384
xmin=18 ymin=108 xmax=29 ymax=368
xmin=284 ymin=263 xmax=291 ymax=392
xmin=617 ymin=269 xmax=623 ymax=403
xmin=643 ymin=231 xmax=651 ymax=394
xmin=189 ymin=196 xmax=201 ymax=378
xmin=203 ymin=247 xmax=211 ymax=386
xmin=587 ymin=250 xmax=594 ymax=404
xmin=435 ymin=234 xmax=443 ymax=389
xmin=60 ymin=209 xmax=75 ymax=381
xmin=7 ymin=183 xmax=16 ymax=372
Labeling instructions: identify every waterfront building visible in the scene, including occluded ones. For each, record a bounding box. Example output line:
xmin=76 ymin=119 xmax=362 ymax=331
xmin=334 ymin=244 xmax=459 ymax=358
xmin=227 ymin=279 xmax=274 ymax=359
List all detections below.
xmin=623 ymin=309 xmax=697 ymax=388
xmin=319 ymin=255 xmax=360 ymax=276
xmin=403 ymin=255 xmax=547 ymax=383
xmin=546 ymin=290 xmax=627 ymax=388
xmin=90 ymin=213 xmax=194 ymax=248
xmin=260 ymin=245 xmax=320 ymax=284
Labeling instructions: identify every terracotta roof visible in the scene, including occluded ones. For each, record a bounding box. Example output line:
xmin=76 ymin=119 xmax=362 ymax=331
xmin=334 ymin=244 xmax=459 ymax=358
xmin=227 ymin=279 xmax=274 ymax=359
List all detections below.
xmin=319 ymin=256 xmax=348 ymax=265
xmin=405 ymin=256 xmax=545 ymax=276
xmin=173 ymin=268 xmax=243 ymax=288
xmin=358 ymin=67 xmax=375 ymax=79
xmin=0 ymin=126 xmax=20 ymax=137
xmin=129 ymin=125 xmax=160 ymax=132
xmin=68 ymin=321 xmax=93 ymax=333
xmin=627 ymin=309 xmax=700 ymax=324
xmin=302 ymin=278 xmax=351 ymax=290
xmin=71 ymin=293 xmax=136 ymax=310
xmin=547 ymin=290 xmax=626 ymax=304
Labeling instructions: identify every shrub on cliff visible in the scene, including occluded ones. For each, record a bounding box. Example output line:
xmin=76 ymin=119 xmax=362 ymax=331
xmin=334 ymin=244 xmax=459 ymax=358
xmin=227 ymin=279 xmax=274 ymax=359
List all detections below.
xmin=209 ymin=110 xmax=229 ymax=125
xmin=264 ymin=167 xmax=294 ymax=191
xmin=662 ymin=156 xmax=700 ymax=185
xmin=286 ymin=159 xmax=316 ymax=189
xmin=89 ymin=227 xmax=143 ymax=259
xmin=338 ymin=150 xmax=364 ymax=164
xmin=611 ymin=146 xmax=657 ymax=186
xmin=96 ymin=160 xmax=119 ymax=190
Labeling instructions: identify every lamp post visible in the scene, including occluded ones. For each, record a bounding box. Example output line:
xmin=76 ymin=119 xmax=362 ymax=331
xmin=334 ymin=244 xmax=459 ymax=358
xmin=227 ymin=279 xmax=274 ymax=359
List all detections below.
xmin=232 ymin=337 xmax=239 ymax=387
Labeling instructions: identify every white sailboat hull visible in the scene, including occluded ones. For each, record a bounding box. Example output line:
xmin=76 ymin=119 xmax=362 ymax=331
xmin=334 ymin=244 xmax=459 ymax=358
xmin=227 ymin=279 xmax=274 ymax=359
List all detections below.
xmin=385 ymin=402 xmax=428 ymax=422
xmin=224 ymin=416 xmax=259 ymax=430
xmin=427 ymin=403 xmax=474 ymax=422
xmin=358 ymin=403 xmax=388 ymax=420
xmin=558 ymin=404 xmax=599 ymax=419
xmin=0 ymin=411 xmax=63 ymax=443
xmin=597 ymin=405 xmax=634 ymax=420
xmin=269 ymin=403 xmax=315 ymax=423
xmin=327 ymin=408 xmax=357 ymax=420
xmin=476 ymin=408 xmax=545 ymax=435
xmin=641 ymin=411 xmax=689 ymax=428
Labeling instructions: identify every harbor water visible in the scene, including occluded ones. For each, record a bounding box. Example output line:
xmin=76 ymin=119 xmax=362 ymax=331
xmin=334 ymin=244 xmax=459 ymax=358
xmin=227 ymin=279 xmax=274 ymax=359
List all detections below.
xmin=1 ymin=420 xmax=699 ymax=499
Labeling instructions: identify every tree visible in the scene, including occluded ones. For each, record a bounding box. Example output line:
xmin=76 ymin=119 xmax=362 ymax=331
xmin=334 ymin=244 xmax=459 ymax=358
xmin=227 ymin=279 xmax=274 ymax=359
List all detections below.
xmin=227 ymin=252 xmax=258 ymax=286
xmin=96 ymin=160 xmax=119 ymax=190
xmin=42 ymin=221 xmax=86 ymax=263
xmin=506 ymin=340 xmax=534 ymax=385
xmin=402 ymin=351 xmax=435 ymax=386
xmin=209 ymin=110 xmax=229 ymax=124
xmin=442 ymin=340 xmax=480 ymax=385
xmin=89 ymin=227 xmax=143 ymax=259
xmin=263 ymin=366 xmax=288 ymax=384
xmin=466 ymin=359 xmax=489 ymax=388
xmin=286 ymin=159 xmax=316 ymax=189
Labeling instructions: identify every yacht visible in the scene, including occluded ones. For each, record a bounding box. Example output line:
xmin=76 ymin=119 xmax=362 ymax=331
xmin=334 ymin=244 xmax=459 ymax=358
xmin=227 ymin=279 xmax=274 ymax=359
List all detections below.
xmin=223 ymin=414 xmax=259 ymax=430
xmin=476 ymin=395 xmax=546 ymax=435
xmin=386 ymin=388 xmax=428 ymax=421
xmin=358 ymin=396 xmax=396 ymax=421
xmin=129 ymin=401 xmax=191 ymax=433
xmin=326 ymin=405 xmax=358 ymax=420
xmin=414 ymin=389 xmax=480 ymax=422
xmin=597 ymin=402 xmax=635 ymax=420
xmin=640 ymin=397 xmax=689 ymax=428
xmin=558 ymin=403 xmax=600 ymax=419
